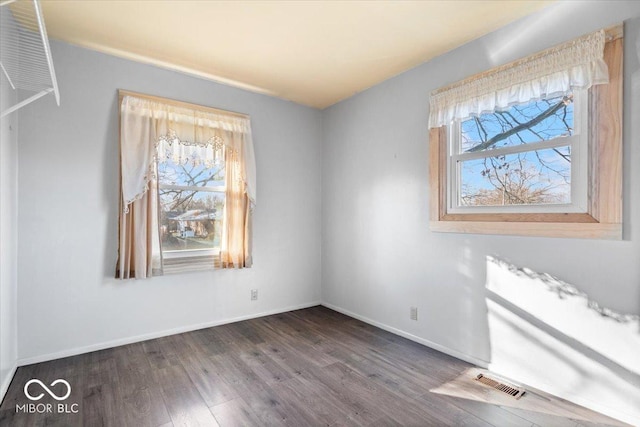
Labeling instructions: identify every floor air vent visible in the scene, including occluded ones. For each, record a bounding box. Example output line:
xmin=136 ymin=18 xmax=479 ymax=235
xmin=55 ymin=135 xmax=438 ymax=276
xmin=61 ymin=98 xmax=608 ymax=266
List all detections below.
xmin=475 ymin=374 xmax=526 ymax=399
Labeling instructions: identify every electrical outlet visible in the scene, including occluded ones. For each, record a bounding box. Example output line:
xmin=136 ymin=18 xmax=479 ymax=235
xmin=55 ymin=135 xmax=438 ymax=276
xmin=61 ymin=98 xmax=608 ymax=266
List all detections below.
xmin=410 ymin=306 xmax=418 ymax=321
xmin=251 ymin=289 xmax=258 ymax=301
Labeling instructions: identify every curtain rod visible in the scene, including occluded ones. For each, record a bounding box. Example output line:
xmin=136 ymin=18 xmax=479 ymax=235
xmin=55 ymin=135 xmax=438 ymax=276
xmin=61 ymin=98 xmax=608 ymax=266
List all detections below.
xmin=118 ymin=89 xmax=250 ymax=120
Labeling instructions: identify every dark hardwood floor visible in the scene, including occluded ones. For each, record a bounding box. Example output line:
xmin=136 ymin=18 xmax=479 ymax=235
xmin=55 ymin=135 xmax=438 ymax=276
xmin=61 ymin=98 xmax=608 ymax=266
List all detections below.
xmin=0 ymin=306 xmax=621 ymax=426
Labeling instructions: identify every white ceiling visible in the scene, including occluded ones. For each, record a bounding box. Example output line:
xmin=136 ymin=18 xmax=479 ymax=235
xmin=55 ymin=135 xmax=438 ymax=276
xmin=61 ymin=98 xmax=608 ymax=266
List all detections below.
xmin=38 ymin=0 xmax=552 ymax=109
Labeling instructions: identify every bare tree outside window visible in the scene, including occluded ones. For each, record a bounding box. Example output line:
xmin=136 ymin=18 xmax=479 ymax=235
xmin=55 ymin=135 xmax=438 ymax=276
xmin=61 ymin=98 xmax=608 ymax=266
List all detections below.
xmin=158 ymin=159 xmax=225 ymax=252
xmin=458 ymin=93 xmax=575 ymax=207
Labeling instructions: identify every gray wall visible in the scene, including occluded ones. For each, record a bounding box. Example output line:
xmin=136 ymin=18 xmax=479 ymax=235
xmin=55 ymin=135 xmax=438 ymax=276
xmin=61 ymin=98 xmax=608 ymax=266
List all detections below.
xmin=16 ymin=41 xmax=323 ymax=362
xmin=322 ymin=0 xmax=640 ymax=364
xmin=0 ymin=67 xmax=19 ymax=398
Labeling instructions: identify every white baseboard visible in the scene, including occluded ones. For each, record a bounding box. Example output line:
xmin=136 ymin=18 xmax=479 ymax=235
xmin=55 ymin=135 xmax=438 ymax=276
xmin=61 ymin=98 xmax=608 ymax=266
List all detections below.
xmin=14 ymin=300 xmax=485 ymax=369
xmin=0 ymin=362 xmax=18 ymax=404
xmin=18 ymin=301 xmax=321 ymax=366
xmin=321 ymin=302 xmax=489 ymax=368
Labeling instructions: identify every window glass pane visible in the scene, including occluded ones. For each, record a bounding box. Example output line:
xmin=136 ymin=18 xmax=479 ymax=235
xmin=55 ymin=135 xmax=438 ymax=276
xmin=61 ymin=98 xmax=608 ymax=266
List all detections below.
xmin=459 ymin=146 xmax=571 ymax=207
xmin=159 ymin=190 xmax=225 ymax=251
xmin=158 ymin=159 xmax=225 ymax=188
xmin=460 ymin=94 xmax=574 ymax=153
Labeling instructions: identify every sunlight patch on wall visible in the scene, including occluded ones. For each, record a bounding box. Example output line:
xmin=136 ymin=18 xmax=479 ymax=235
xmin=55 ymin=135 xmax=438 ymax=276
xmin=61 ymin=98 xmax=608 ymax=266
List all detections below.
xmin=487 ymin=1 xmax=580 ymax=66
xmin=485 ymin=256 xmax=640 ymax=426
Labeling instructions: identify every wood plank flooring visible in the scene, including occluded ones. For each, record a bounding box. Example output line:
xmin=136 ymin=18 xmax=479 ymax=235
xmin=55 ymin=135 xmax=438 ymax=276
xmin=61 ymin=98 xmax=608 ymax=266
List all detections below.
xmin=0 ymin=306 xmax=623 ymax=426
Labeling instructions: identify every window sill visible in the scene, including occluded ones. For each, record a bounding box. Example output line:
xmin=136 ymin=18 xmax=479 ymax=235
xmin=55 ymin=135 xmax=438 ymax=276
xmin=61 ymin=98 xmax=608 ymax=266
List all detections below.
xmin=429 ymin=220 xmax=621 ymax=240
xmin=162 ymin=254 xmax=221 ymax=275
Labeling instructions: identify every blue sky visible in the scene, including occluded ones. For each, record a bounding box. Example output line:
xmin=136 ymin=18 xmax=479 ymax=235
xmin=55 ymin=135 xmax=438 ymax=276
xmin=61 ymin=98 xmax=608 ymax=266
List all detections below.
xmin=458 ymin=94 xmax=574 ymax=205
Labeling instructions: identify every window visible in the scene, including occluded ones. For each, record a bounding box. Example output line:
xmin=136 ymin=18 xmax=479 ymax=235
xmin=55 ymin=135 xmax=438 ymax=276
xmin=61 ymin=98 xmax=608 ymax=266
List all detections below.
xmin=429 ymin=26 xmax=623 ymax=239
xmin=116 ymin=92 xmax=256 ymax=279
xmin=158 ymin=157 xmax=226 ymax=268
xmin=449 ymin=91 xmax=587 ymax=214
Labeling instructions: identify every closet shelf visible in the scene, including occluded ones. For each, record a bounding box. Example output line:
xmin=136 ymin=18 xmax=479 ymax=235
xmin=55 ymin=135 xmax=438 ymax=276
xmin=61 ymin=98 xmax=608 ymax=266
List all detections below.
xmin=1 ymin=0 xmax=59 ymax=118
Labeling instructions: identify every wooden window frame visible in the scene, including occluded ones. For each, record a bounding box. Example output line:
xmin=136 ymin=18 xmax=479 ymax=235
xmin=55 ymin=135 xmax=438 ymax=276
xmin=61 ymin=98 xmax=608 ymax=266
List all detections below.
xmin=429 ymin=25 xmax=623 ymax=239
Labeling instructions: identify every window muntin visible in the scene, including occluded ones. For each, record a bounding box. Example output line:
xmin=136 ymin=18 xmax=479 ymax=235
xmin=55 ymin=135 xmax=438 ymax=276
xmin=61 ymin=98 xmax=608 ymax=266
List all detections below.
xmin=158 ymin=158 xmax=225 ymax=259
xmin=448 ymin=91 xmax=588 ymax=214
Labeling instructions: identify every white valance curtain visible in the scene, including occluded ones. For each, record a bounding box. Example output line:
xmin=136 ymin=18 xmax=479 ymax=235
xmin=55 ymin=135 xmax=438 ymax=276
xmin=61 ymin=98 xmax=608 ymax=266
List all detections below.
xmin=428 ymin=29 xmax=609 ymax=128
xmin=120 ymin=95 xmax=256 ymax=210
xmin=117 ymin=94 xmax=256 ymax=278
